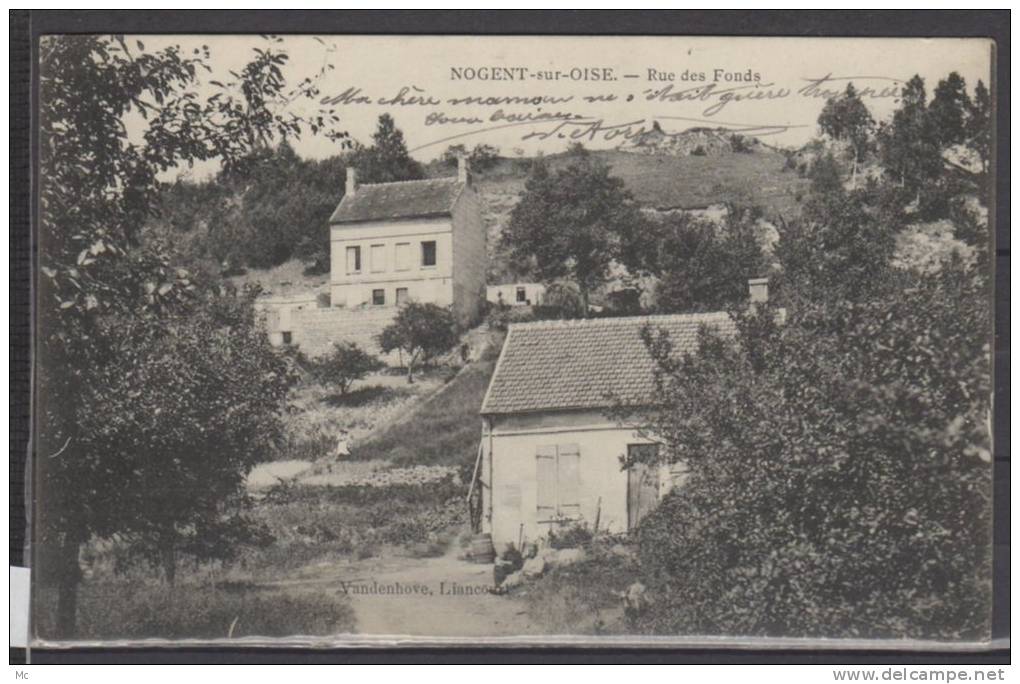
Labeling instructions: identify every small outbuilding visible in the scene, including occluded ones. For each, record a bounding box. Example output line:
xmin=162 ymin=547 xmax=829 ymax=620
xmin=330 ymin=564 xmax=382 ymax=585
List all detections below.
xmin=475 ymin=311 xmax=737 ymax=550
xmin=486 ymin=282 xmax=546 ymax=308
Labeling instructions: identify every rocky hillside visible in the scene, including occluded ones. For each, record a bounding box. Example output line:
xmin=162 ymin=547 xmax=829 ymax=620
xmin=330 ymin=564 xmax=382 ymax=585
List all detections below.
xmin=618 ymin=123 xmax=770 ymax=157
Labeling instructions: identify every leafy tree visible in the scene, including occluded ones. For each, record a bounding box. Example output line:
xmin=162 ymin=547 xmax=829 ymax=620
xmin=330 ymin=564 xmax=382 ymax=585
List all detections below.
xmin=775 ymin=175 xmax=899 ymax=304
xmin=312 ymin=342 xmax=384 ymax=396
xmin=153 ymin=146 xmax=351 ymax=274
xmin=36 ymin=34 xmax=342 ymax=636
xmin=817 ymin=83 xmax=875 ymax=186
xmin=878 ymin=76 xmax=943 ymax=198
xmin=966 ymin=80 xmax=991 ymax=176
xmin=539 ymin=282 xmax=586 ymax=318
xmin=377 ymin=302 xmax=459 ymax=383
xmin=468 ymin=143 xmax=500 ymax=171
xmin=929 ymin=72 xmax=972 ymax=149
xmin=652 ymin=207 xmax=768 ymax=314
xmin=633 ymin=259 xmax=992 ymax=639
xmin=77 ymin=288 xmax=293 ymax=584
xmin=501 ymin=156 xmax=649 ymax=313
xmin=440 ymin=144 xmax=469 ymax=167
xmin=352 ymin=113 xmax=425 ymax=184
xmin=807 ymin=152 xmax=845 ymax=196
xmin=440 ymin=143 xmax=500 ymax=172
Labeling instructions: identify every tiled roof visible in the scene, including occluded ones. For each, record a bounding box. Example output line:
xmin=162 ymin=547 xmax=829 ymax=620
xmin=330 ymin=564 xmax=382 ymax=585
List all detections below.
xmin=329 ymin=176 xmax=464 ymax=224
xmin=480 ymin=313 xmax=736 ymax=415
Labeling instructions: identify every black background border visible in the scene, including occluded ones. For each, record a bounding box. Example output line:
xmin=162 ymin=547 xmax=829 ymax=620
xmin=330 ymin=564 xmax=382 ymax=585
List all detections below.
xmin=9 ymin=9 xmax=1010 ymax=665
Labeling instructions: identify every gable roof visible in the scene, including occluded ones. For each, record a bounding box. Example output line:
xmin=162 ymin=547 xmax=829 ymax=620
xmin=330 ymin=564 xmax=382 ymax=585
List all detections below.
xmin=329 ymin=176 xmax=464 ymax=224
xmin=480 ymin=313 xmax=736 ymax=415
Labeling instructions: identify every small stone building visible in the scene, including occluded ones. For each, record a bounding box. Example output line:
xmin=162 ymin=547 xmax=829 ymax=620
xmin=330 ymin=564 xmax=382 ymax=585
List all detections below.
xmin=476 ymin=312 xmax=738 ymax=550
xmin=486 ymin=283 xmax=546 ymax=308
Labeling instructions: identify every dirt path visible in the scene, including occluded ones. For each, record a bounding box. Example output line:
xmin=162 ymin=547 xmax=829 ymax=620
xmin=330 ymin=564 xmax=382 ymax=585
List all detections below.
xmin=267 ymin=548 xmax=544 ymax=638
xmin=345 ymin=553 xmax=542 ymax=637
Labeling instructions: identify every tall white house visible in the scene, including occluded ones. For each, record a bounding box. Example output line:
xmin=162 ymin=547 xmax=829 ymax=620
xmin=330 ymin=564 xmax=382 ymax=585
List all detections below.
xmin=328 ymin=157 xmax=486 ymax=328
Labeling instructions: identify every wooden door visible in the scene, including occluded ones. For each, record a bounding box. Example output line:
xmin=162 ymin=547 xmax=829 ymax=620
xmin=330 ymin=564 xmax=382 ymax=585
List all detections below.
xmin=627 ymin=454 xmax=660 ymax=531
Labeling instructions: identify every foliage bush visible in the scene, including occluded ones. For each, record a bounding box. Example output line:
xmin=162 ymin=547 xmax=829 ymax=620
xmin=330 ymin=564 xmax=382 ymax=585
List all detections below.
xmin=548 ymin=522 xmax=595 ymax=550
xmin=539 ymin=282 xmax=585 ymax=318
xmin=485 ymin=304 xmax=536 ymax=331
xmin=729 ymin=134 xmax=754 ymax=154
xmin=311 ymin=342 xmax=384 ymax=396
xmin=650 ymin=206 xmax=768 ymax=314
xmin=634 ymin=260 xmax=992 ymax=640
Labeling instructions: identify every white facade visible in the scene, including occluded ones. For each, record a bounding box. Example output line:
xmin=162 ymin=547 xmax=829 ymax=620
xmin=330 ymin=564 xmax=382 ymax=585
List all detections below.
xmin=486 ymin=283 xmax=546 ymax=307
xmin=329 ymin=182 xmax=485 ymax=328
xmin=479 ymin=409 xmax=683 ymax=551
xmin=330 ymin=217 xmax=456 ymax=310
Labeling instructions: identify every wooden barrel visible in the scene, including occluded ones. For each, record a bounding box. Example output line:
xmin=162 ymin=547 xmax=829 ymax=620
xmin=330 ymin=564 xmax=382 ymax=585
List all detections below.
xmin=470 ymin=533 xmax=496 ymax=564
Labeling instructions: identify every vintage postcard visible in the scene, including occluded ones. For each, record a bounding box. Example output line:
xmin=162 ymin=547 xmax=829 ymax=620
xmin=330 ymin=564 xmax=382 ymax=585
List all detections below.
xmin=32 ymin=33 xmax=996 ymax=649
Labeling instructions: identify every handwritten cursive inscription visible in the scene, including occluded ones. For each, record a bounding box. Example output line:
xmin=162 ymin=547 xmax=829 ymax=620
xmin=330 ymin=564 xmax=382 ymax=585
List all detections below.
xmin=317 ymin=73 xmax=905 ymax=152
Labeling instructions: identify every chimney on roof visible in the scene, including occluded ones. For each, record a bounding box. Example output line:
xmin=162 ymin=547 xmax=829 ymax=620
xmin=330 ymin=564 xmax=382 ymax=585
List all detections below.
xmin=345 ymin=167 xmax=357 ymax=196
xmin=748 ymin=277 xmax=769 ymax=304
xmin=457 ymin=154 xmax=470 ymax=185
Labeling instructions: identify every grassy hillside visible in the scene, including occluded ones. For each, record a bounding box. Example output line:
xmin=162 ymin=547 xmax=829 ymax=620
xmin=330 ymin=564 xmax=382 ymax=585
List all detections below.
xmin=350 ymin=358 xmax=496 ymax=474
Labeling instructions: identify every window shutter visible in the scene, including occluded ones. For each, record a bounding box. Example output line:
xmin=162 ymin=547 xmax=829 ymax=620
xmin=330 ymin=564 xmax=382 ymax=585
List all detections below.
xmin=395 ymin=243 xmax=410 ymax=271
xmin=536 ymin=446 xmax=557 ymax=518
xmin=371 ymin=244 xmax=385 ymax=272
xmin=557 ymin=444 xmax=581 ymax=518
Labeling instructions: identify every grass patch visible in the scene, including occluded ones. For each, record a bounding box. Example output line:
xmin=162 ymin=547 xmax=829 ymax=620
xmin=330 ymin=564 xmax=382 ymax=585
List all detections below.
xmin=350 ymin=360 xmax=496 ymax=473
xmin=271 ymin=371 xmax=441 ymax=462
xmin=240 ymin=477 xmax=467 ymax=574
xmin=34 ymin=580 xmax=355 ymax=640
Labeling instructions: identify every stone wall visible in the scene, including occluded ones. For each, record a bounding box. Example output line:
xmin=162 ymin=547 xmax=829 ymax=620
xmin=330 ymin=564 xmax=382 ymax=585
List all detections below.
xmin=292 ymin=305 xmax=399 ymax=359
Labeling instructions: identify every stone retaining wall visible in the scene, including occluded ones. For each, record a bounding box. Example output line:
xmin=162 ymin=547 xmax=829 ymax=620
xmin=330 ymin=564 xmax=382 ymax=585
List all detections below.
xmin=292 ymin=306 xmax=399 ymax=359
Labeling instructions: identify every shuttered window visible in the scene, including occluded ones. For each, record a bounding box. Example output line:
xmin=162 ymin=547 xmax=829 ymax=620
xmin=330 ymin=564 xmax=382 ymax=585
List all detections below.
xmin=557 ymin=444 xmax=581 ymax=518
xmin=536 ymin=446 xmax=557 ymax=519
xmin=535 ymin=444 xmax=581 ymax=520
xmin=394 ymin=243 xmax=411 ymax=271
xmin=370 ymin=244 xmax=386 ymax=273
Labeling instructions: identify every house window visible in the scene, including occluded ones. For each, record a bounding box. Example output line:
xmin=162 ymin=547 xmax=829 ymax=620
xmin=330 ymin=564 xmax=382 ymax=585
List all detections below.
xmin=370 ymin=244 xmax=386 ymax=273
xmin=536 ymin=444 xmax=581 ymax=521
xmin=394 ymin=242 xmax=411 ymax=271
xmin=372 ymin=289 xmax=386 ymax=306
xmin=421 ymin=240 xmax=437 ymax=267
xmin=516 ymin=286 xmax=527 ymax=304
xmin=346 ymin=246 xmax=361 ymax=274
xmin=396 ymin=287 xmax=409 ymax=305
xmin=281 ymin=331 xmax=292 ymax=345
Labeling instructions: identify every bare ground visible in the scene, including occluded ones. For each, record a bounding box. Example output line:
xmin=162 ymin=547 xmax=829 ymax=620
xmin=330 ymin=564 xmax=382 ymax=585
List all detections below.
xmin=264 ymin=546 xmax=544 ymax=638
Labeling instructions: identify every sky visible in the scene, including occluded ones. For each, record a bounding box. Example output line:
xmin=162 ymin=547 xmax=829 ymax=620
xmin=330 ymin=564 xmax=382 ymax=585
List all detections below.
xmin=121 ymin=35 xmax=993 ymax=179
